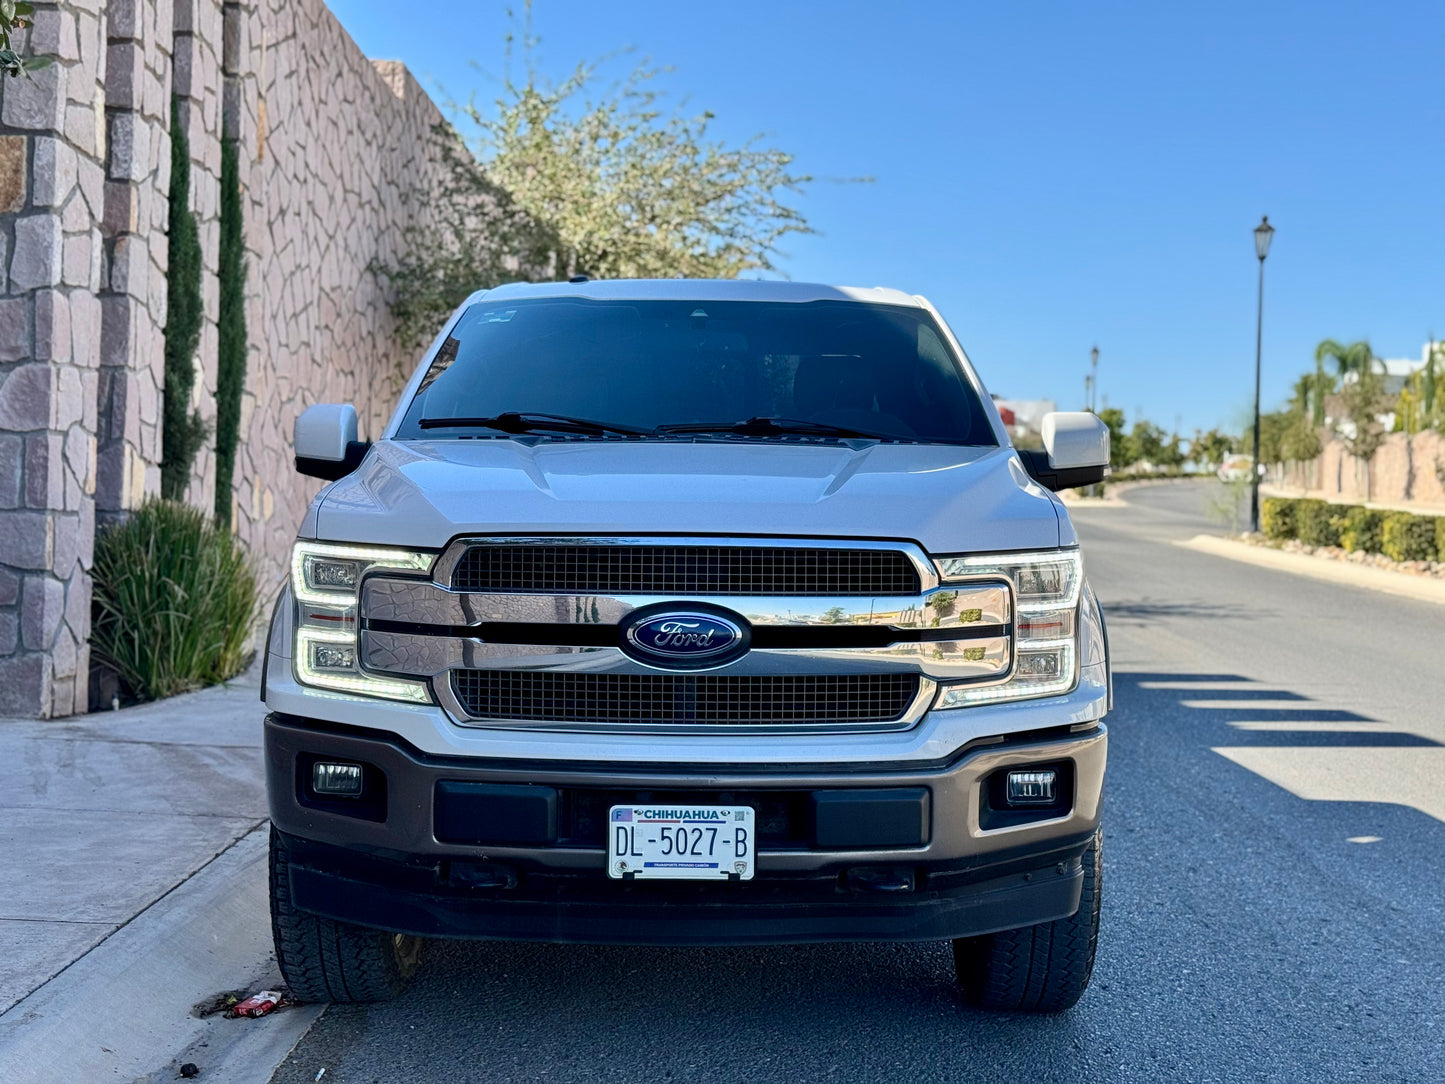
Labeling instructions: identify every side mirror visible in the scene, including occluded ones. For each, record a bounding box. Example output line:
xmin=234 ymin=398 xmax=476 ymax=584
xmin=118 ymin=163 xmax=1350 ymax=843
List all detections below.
xmin=1017 ymin=412 xmax=1110 ymax=491
xmin=295 ymin=403 xmax=370 ymax=481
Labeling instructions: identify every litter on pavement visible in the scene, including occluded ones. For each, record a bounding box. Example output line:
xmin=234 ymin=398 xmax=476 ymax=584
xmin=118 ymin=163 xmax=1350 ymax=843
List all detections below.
xmin=232 ymin=990 xmax=287 ymax=1017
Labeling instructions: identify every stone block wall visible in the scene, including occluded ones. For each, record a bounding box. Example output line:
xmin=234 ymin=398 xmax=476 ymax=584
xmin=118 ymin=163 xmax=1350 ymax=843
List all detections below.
xmin=1277 ymin=430 xmax=1445 ymax=510
xmin=0 ymin=0 xmax=457 ymax=716
xmin=0 ymin=2 xmax=109 ymax=716
xmin=226 ymin=0 xmax=449 ymax=593
xmin=98 ymin=0 xmax=171 ymax=524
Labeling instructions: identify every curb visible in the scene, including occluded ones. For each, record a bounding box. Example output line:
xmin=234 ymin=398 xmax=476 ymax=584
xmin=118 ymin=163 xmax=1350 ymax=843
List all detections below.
xmin=0 ymin=827 xmax=324 ymax=1084
xmin=1175 ymin=534 xmax=1445 ymax=607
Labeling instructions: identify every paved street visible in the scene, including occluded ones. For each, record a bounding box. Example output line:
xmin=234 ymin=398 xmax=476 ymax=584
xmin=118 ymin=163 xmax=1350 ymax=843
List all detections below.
xmin=272 ymin=481 xmax=1445 ymax=1084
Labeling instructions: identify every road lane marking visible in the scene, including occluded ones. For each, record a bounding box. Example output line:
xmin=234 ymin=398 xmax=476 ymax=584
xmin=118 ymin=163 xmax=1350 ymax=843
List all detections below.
xmin=1212 ymin=747 xmax=1445 ymax=824
xmin=1138 ymin=681 xmax=1266 ymax=691
xmin=1181 ymin=699 xmax=1337 ymax=710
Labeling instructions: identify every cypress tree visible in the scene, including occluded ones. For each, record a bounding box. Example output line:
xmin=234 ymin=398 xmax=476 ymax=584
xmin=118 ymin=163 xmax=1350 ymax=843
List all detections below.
xmin=214 ymin=137 xmax=247 ymax=526
xmin=161 ymin=99 xmax=208 ymax=501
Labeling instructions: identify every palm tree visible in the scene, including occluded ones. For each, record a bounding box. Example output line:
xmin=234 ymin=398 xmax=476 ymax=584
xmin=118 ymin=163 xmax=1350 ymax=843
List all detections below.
xmin=1424 ymin=339 xmax=1439 ymax=421
xmin=1314 ymin=338 xmax=1376 ymax=380
xmin=1290 ymin=374 xmax=1312 ymax=415
xmin=1313 ymin=339 xmax=1375 ymax=426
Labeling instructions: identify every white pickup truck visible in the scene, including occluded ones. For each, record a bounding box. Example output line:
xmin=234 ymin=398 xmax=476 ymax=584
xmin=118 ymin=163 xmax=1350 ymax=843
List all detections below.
xmin=261 ymin=279 xmax=1111 ymax=1012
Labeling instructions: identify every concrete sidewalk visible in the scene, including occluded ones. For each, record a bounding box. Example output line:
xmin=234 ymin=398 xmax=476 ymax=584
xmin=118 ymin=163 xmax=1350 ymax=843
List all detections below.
xmin=0 ymin=663 xmax=324 ymax=1083
xmin=0 ymin=667 xmax=268 ymax=1013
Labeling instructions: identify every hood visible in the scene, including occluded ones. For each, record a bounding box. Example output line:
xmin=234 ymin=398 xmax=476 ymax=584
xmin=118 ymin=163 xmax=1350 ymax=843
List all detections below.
xmin=314 ymin=439 xmax=1065 ymax=555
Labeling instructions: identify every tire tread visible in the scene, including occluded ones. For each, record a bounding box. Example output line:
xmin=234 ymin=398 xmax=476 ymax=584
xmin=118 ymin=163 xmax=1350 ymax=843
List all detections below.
xmin=269 ymin=827 xmax=421 ymax=1003
xmin=953 ymin=828 xmax=1102 ymax=1013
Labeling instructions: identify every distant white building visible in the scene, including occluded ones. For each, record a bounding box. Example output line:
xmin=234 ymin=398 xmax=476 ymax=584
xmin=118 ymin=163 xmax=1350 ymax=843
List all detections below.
xmin=1340 ymin=342 xmax=1438 ymax=396
xmin=991 ymin=397 xmax=1057 ymax=437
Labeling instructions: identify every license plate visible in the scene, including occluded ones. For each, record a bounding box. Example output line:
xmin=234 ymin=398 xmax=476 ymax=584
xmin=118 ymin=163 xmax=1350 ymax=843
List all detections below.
xmin=607 ymin=805 xmax=755 ymax=880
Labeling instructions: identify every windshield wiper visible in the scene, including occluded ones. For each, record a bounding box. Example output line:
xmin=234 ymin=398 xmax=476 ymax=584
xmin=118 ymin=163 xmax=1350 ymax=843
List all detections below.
xmin=417 ymin=412 xmax=651 ymax=437
xmin=655 ymin=416 xmax=893 ymax=441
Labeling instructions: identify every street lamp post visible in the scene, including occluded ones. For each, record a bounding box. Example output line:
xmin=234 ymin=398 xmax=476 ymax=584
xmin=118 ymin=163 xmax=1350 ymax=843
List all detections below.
xmin=1250 ymin=215 xmax=1274 ymax=534
xmin=1090 ymin=346 xmax=1099 ymax=412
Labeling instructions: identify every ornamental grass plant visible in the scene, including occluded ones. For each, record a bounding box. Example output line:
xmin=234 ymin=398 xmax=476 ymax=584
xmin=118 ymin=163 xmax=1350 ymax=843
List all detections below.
xmin=91 ymin=499 xmax=259 ymax=703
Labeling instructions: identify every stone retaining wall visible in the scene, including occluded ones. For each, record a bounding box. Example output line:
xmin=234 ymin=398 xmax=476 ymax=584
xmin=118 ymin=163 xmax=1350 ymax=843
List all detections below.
xmin=0 ymin=0 xmax=453 ymax=715
xmin=1277 ymin=430 xmax=1445 ymax=510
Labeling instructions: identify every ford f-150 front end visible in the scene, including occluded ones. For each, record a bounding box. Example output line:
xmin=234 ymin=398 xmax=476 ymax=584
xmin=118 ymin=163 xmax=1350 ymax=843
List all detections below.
xmin=262 ymin=279 xmax=1111 ymax=1012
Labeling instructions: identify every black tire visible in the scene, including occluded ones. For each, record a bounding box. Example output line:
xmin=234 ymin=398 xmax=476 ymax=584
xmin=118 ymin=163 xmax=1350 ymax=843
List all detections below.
xmin=952 ymin=828 xmax=1102 ymax=1013
xmin=269 ymin=826 xmax=423 ymax=1003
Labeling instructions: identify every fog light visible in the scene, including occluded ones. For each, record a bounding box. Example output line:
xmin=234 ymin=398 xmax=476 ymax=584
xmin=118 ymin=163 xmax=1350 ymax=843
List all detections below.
xmin=1005 ymin=769 xmax=1057 ymax=806
xmin=312 ymin=762 xmax=364 ymax=797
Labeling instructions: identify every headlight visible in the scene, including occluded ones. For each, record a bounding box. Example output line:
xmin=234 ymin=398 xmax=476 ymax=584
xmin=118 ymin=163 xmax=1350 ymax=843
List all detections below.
xmin=932 ymin=549 xmax=1082 ymax=707
xmin=291 ymin=541 xmax=436 ymax=703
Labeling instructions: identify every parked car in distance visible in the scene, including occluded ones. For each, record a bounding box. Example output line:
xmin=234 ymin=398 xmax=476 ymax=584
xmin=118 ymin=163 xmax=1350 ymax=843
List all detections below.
xmin=1218 ymin=454 xmax=1260 ymax=482
xmin=263 ymin=279 xmax=1112 ymax=1013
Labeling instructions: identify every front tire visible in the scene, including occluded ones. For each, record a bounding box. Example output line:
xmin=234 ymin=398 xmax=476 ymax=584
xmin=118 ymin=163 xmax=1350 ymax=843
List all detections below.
xmin=952 ymin=828 xmax=1102 ymax=1012
xmin=269 ymin=827 xmax=423 ymax=1003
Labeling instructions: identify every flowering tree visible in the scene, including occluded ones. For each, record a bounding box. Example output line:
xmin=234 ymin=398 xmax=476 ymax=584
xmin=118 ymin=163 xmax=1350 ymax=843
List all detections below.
xmin=380 ymin=12 xmax=825 ymax=347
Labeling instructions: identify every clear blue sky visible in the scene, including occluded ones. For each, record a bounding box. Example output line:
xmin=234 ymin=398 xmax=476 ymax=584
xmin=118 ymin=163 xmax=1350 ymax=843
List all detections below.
xmin=328 ymin=0 xmax=1444 ymax=437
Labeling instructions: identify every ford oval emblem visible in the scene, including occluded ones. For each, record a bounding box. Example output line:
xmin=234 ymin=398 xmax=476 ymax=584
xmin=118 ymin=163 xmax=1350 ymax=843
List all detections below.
xmin=622 ymin=610 xmax=746 ymax=667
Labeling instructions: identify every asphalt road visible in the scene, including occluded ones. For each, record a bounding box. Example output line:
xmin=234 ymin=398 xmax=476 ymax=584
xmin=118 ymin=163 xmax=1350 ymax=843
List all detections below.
xmin=272 ymin=481 xmax=1445 ymax=1084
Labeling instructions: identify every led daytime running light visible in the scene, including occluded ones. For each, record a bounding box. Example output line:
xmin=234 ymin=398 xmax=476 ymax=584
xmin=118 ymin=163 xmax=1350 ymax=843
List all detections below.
xmin=295 ymin=627 xmax=432 ymax=704
xmin=291 ymin=541 xmax=436 ymax=704
xmin=934 ymin=549 xmax=1082 ymax=612
xmin=291 ymin=542 xmax=434 ymax=606
xmin=939 ymin=641 xmax=1076 ymax=707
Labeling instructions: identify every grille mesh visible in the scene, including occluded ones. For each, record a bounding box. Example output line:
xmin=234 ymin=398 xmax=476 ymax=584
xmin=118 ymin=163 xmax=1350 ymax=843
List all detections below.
xmin=452 ymin=671 xmax=920 ymax=726
xmin=451 ymin=544 xmax=920 ymax=596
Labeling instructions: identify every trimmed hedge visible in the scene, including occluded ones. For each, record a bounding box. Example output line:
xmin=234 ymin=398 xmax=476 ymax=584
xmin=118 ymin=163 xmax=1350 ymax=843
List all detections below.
xmin=1253 ymin=496 xmax=1441 ymax=562
xmin=1381 ymin=512 xmax=1439 ymax=562
xmin=1338 ymin=507 xmax=1385 ymax=554
xmin=1295 ymin=499 xmax=1341 ymax=548
xmin=1260 ymin=497 xmax=1296 ymax=541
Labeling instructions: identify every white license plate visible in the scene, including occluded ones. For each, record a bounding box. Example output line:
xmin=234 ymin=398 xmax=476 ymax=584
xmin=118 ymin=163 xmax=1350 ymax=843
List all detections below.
xmin=607 ymin=805 xmax=755 ymax=880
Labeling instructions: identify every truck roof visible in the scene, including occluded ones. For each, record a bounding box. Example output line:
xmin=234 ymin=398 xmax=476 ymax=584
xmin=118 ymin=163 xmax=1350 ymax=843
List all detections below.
xmin=468 ymin=279 xmax=924 ymax=307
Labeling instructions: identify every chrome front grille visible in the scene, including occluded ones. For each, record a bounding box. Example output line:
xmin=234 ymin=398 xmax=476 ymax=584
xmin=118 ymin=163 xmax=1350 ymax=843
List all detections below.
xmin=450 ymin=543 xmax=921 ymax=596
xmin=361 ymin=537 xmax=1013 ymax=731
xmin=451 ymin=670 xmax=921 ymax=727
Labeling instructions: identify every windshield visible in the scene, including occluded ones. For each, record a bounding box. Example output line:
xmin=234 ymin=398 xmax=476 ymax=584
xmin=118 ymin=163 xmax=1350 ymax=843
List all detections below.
xmin=393 ymin=297 xmax=997 ymax=446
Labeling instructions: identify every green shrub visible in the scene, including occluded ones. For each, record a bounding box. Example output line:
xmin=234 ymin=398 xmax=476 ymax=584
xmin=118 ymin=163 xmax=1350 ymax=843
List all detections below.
xmin=91 ymin=499 xmax=259 ymax=703
xmin=1260 ymin=497 xmax=1297 ymax=541
xmin=1337 ymin=506 xmax=1386 ymax=554
xmin=1381 ymin=512 xmax=1438 ymax=562
xmin=1294 ymin=499 xmax=1341 ymax=547
xmin=1439 ymin=517 xmax=1445 ymax=564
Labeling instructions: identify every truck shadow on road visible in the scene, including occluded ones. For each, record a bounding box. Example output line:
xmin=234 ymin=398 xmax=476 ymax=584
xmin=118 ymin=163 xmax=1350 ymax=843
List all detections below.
xmin=273 ymin=671 xmax=1445 ymax=1084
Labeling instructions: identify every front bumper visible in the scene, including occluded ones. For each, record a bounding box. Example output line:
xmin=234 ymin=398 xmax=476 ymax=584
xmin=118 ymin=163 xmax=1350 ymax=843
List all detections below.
xmin=266 ymin=714 xmax=1106 ymax=945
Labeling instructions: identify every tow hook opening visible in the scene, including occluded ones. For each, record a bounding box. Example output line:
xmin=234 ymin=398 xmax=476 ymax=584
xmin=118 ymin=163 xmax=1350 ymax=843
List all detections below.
xmin=446 ymin=860 xmax=520 ymax=890
xmin=844 ymin=866 xmax=916 ymax=893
